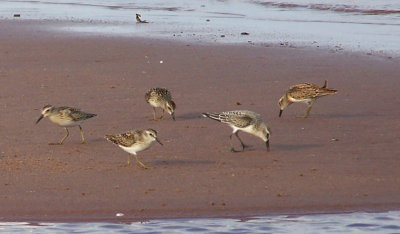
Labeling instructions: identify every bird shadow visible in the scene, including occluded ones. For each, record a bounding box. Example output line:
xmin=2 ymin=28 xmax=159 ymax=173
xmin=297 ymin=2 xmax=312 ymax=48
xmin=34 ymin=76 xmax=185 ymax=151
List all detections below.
xmin=178 ymin=112 xmax=203 ymax=120
xmin=151 ymin=159 xmax=216 ymax=166
xmin=273 ymin=143 xmax=322 ymax=151
xmin=315 ymin=112 xmax=384 ymax=119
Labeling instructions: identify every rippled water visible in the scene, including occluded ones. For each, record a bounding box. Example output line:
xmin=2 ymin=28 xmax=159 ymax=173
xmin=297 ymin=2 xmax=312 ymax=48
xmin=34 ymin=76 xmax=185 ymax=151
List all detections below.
xmin=1 ymin=0 xmax=400 ymax=57
xmin=1 ymin=211 xmax=400 ymax=233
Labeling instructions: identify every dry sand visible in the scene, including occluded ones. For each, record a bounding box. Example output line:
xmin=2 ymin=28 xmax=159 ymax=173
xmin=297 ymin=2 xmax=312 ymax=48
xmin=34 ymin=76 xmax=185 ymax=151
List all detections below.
xmin=0 ymin=20 xmax=400 ymax=222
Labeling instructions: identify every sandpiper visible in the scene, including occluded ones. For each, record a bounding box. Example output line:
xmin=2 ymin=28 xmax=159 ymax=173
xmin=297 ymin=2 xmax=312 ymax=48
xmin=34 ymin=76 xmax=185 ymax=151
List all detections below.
xmin=202 ymin=110 xmax=271 ymax=152
xmin=145 ymin=88 xmax=176 ymax=121
xmin=136 ymin=13 xmax=148 ymax=23
xmin=105 ymin=129 xmax=163 ymax=169
xmin=278 ymin=80 xmax=337 ymax=118
xmin=35 ymin=105 xmax=96 ymax=145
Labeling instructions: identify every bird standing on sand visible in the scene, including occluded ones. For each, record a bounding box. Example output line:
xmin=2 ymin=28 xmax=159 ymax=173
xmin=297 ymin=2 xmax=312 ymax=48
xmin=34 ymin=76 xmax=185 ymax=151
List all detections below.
xmin=35 ymin=105 xmax=96 ymax=145
xmin=136 ymin=13 xmax=148 ymax=23
xmin=105 ymin=129 xmax=163 ymax=169
xmin=145 ymin=88 xmax=176 ymax=121
xmin=202 ymin=110 xmax=271 ymax=152
xmin=278 ymin=80 xmax=337 ymax=118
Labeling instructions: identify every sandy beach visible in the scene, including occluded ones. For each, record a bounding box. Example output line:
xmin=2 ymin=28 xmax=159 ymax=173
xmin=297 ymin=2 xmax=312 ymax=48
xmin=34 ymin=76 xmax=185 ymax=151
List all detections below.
xmin=0 ymin=20 xmax=400 ymax=222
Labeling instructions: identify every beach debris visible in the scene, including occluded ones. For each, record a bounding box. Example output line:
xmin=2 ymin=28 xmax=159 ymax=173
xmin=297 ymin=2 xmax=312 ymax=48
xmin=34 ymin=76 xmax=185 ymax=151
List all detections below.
xmin=136 ymin=13 xmax=148 ymax=23
xmin=331 ymin=138 xmax=339 ymax=141
xmin=206 ymin=19 xmax=210 ymax=22
xmin=220 ymin=35 xmax=225 ymax=38
xmin=13 ymin=14 xmax=21 ymax=17
xmin=241 ymin=32 xmax=250 ymax=35
xmin=116 ymin=213 xmax=124 ymax=217
xmin=236 ymin=102 xmax=241 ymax=105
xmin=159 ymin=60 xmax=163 ymax=64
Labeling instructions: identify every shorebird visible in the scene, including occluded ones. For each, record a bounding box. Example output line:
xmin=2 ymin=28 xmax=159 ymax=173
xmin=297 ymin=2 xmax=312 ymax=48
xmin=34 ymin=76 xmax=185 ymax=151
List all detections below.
xmin=35 ymin=105 xmax=96 ymax=145
xmin=136 ymin=13 xmax=148 ymax=23
xmin=278 ymin=80 xmax=337 ymax=118
xmin=202 ymin=110 xmax=271 ymax=152
xmin=105 ymin=129 xmax=163 ymax=169
xmin=145 ymin=88 xmax=176 ymax=121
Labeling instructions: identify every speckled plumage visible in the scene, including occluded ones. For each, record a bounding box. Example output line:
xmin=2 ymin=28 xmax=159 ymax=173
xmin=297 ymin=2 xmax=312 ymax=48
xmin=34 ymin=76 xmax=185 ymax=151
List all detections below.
xmin=279 ymin=80 xmax=337 ymax=118
xmin=202 ymin=110 xmax=271 ymax=152
xmin=105 ymin=129 xmax=163 ymax=168
xmin=145 ymin=88 xmax=176 ymax=121
xmin=35 ymin=105 xmax=96 ymax=145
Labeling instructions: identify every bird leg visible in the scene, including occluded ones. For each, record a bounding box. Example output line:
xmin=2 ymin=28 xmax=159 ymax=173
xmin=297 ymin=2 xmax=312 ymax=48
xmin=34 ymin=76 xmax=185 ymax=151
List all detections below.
xmin=135 ymin=155 xmax=149 ymax=169
xmin=158 ymin=109 xmax=165 ymax=120
xmin=230 ymin=132 xmax=249 ymax=152
xmin=151 ymin=107 xmax=157 ymax=121
xmin=79 ymin=125 xmax=87 ymax=144
xmin=49 ymin=127 xmax=69 ymax=145
xmin=229 ymin=134 xmax=240 ymax=152
xmin=297 ymin=100 xmax=315 ymax=118
xmin=125 ymin=154 xmax=132 ymax=167
xmin=235 ymin=132 xmax=250 ymax=151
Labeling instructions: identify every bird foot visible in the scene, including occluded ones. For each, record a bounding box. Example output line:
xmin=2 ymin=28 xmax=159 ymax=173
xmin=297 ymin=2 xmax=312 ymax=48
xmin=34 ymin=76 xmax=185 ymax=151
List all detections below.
xmin=230 ymin=148 xmax=243 ymax=153
xmin=296 ymin=115 xmax=308 ymax=119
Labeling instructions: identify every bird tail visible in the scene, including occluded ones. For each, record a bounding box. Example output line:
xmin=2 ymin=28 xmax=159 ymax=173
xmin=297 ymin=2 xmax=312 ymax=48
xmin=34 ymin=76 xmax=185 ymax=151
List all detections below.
xmin=202 ymin=112 xmax=230 ymax=123
xmin=321 ymin=80 xmax=337 ymax=94
xmin=86 ymin=113 xmax=97 ymax=119
xmin=105 ymin=134 xmax=118 ymax=144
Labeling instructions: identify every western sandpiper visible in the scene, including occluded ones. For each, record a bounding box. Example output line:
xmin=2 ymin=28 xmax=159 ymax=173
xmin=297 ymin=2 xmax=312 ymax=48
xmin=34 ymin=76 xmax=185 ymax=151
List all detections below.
xmin=145 ymin=88 xmax=176 ymax=121
xmin=202 ymin=110 xmax=271 ymax=152
xmin=105 ymin=129 xmax=163 ymax=169
xmin=35 ymin=105 xmax=96 ymax=145
xmin=278 ymin=80 xmax=337 ymax=118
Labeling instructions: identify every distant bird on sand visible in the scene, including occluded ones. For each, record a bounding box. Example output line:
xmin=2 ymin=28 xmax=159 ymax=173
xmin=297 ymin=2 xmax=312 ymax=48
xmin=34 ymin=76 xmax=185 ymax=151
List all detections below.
xmin=136 ymin=13 xmax=148 ymax=23
xmin=202 ymin=110 xmax=271 ymax=152
xmin=278 ymin=80 xmax=337 ymax=118
xmin=145 ymin=88 xmax=176 ymax=121
xmin=105 ymin=129 xmax=163 ymax=169
xmin=36 ymin=105 xmax=96 ymax=145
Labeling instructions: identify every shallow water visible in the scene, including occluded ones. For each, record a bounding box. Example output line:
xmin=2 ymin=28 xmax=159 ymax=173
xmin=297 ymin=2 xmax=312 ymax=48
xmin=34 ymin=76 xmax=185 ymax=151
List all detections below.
xmin=1 ymin=211 xmax=400 ymax=233
xmin=1 ymin=0 xmax=400 ymax=58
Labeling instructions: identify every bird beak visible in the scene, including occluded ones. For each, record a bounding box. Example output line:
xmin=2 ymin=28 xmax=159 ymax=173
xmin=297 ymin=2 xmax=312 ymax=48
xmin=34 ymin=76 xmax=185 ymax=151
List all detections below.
xmin=172 ymin=113 xmax=176 ymax=121
xmin=35 ymin=115 xmax=44 ymax=124
xmin=266 ymin=140 xmax=270 ymax=152
xmin=156 ymin=138 xmax=163 ymax=146
xmin=279 ymin=109 xmax=283 ymax=117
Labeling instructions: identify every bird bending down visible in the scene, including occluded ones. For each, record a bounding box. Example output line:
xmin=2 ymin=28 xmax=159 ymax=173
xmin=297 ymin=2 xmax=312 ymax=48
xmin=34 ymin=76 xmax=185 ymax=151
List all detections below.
xmin=145 ymin=88 xmax=176 ymax=121
xmin=105 ymin=129 xmax=163 ymax=169
xmin=136 ymin=14 xmax=148 ymax=23
xmin=35 ymin=105 xmax=96 ymax=145
xmin=278 ymin=80 xmax=337 ymax=118
xmin=202 ymin=110 xmax=271 ymax=152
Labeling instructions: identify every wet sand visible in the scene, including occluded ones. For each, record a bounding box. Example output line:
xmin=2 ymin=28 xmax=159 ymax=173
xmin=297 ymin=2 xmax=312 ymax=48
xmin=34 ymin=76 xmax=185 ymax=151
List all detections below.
xmin=0 ymin=20 xmax=400 ymax=222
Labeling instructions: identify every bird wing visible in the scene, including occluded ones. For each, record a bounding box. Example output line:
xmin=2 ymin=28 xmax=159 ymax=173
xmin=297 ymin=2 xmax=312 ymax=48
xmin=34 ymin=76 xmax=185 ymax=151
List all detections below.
xmin=106 ymin=130 xmax=139 ymax=147
xmin=289 ymin=83 xmax=337 ymax=99
xmin=205 ymin=110 xmax=259 ymax=128
xmin=288 ymin=83 xmax=323 ymax=99
xmin=58 ymin=107 xmax=95 ymax=121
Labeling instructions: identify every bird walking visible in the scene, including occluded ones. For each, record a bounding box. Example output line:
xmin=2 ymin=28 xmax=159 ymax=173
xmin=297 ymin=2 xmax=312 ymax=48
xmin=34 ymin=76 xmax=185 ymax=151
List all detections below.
xmin=202 ymin=110 xmax=271 ymax=152
xmin=278 ymin=80 xmax=337 ymax=118
xmin=105 ymin=129 xmax=163 ymax=169
xmin=145 ymin=88 xmax=176 ymax=121
xmin=35 ymin=105 xmax=96 ymax=145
